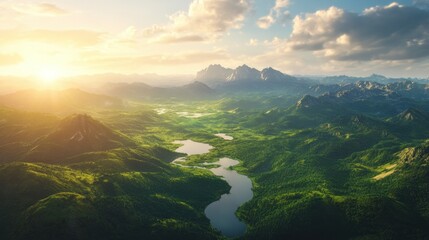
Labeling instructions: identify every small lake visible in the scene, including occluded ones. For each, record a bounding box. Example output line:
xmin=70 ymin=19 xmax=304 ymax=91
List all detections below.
xmin=215 ymin=133 xmax=234 ymax=141
xmin=171 ymin=140 xmax=253 ymax=238
xmin=204 ymin=158 xmax=253 ymax=238
xmin=173 ymin=140 xmax=213 ymax=155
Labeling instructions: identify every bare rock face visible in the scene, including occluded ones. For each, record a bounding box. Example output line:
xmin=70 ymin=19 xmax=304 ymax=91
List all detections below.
xmin=226 ymin=64 xmax=261 ymax=82
xmin=261 ymin=67 xmax=285 ymax=81
xmin=195 ymin=64 xmax=233 ymax=86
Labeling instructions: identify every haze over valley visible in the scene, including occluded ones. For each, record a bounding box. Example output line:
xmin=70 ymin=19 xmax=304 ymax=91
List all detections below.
xmin=1 ymin=0 xmax=429 ymax=239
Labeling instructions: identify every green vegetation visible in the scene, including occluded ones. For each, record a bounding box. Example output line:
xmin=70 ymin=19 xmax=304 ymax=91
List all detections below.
xmin=1 ymin=86 xmax=429 ymax=239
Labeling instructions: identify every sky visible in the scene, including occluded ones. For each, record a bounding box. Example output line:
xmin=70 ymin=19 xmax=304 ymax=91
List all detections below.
xmin=1 ymin=0 xmax=429 ymax=80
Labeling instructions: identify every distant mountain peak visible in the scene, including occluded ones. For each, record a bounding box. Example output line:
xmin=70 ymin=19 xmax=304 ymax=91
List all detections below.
xmin=261 ymin=67 xmax=285 ymax=81
xmin=354 ymin=81 xmax=385 ymax=90
xmin=369 ymin=74 xmax=387 ymax=79
xmin=226 ymin=65 xmax=261 ymax=81
xmin=238 ymin=64 xmax=249 ymax=67
xmin=398 ymin=108 xmax=428 ymax=122
xmin=195 ymin=64 xmax=233 ymax=83
xmin=25 ymin=114 xmax=130 ymax=163
xmin=55 ymin=114 xmax=121 ymax=144
xmin=181 ymin=81 xmax=214 ymax=92
xmin=195 ymin=64 xmax=304 ymax=90
xmin=296 ymin=95 xmax=321 ymax=108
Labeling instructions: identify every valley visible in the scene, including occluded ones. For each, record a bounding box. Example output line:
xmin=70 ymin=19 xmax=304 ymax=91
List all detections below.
xmin=1 ymin=65 xmax=429 ymax=239
xmin=3 ymin=1 xmax=429 ymax=239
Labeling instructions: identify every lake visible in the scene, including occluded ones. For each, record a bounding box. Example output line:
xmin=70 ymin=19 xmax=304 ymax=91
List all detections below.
xmin=173 ymin=140 xmax=213 ymax=155
xmin=171 ymin=140 xmax=253 ymax=238
xmin=204 ymin=158 xmax=253 ymax=238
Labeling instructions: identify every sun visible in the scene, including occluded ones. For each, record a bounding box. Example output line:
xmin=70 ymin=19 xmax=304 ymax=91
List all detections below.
xmin=38 ymin=68 xmax=61 ymax=86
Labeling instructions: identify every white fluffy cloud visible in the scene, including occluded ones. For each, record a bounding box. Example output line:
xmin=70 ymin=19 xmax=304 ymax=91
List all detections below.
xmin=285 ymin=3 xmax=429 ymax=61
xmin=144 ymin=0 xmax=251 ymax=43
xmin=273 ymin=0 xmax=290 ymax=11
xmin=257 ymin=0 xmax=290 ymax=29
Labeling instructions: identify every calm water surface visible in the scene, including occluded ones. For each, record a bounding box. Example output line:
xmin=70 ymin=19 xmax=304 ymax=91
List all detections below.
xmin=173 ymin=140 xmax=213 ymax=155
xmin=172 ymin=140 xmax=253 ymax=238
xmin=204 ymin=158 xmax=253 ymax=238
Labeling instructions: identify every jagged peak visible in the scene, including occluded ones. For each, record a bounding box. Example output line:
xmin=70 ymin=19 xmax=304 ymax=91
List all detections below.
xmin=261 ymin=67 xmax=281 ymax=73
xmin=261 ymin=67 xmax=285 ymax=81
xmin=195 ymin=64 xmax=302 ymax=83
xmin=205 ymin=64 xmax=230 ymax=70
xmin=354 ymin=81 xmax=384 ymax=90
xmin=226 ymin=64 xmax=261 ymax=81
xmin=195 ymin=64 xmax=233 ymax=82
xmin=238 ymin=64 xmax=251 ymax=68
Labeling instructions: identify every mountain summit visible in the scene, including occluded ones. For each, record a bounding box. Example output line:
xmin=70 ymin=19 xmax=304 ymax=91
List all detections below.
xmin=226 ymin=64 xmax=261 ymax=81
xmin=195 ymin=64 xmax=233 ymax=86
xmin=397 ymin=108 xmax=429 ymax=122
xmin=296 ymin=95 xmax=321 ymax=108
xmin=25 ymin=114 xmax=130 ymax=163
xmin=196 ymin=64 xmax=303 ymax=91
xmin=261 ymin=67 xmax=286 ymax=81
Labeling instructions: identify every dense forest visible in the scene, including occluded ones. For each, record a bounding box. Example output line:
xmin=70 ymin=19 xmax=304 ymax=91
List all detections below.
xmin=1 ymin=76 xmax=429 ymax=239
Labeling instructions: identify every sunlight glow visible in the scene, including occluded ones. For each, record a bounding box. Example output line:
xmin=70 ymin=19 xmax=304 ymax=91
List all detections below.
xmin=38 ymin=68 xmax=61 ymax=86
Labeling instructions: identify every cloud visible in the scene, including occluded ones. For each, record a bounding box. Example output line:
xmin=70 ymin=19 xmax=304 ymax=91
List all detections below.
xmin=257 ymin=0 xmax=290 ymax=29
xmin=11 ymin=2 xmax=68 ymax=17
xmin=0 ymin=29 xmax=104 ymax=47
xmin=0 ymin=53 xmax=22 ymax=66
xmin=143 ymin=0 xmax=251 ymax=43
xmin=150 ymin=34 xmax=205 ymax=44
xmin=285 ymin=4 xmax=429 ymax=61
xmin=247 ymin=38 xmax=260 ymax=46
xmin=257 ymin=15 xmax=275 ymax=29
xmin=273 ymin=0 xmax=290 ymax=10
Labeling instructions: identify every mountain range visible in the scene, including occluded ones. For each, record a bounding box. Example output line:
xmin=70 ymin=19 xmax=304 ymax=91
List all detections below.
xmin=0 ymin=89 xmax=123 ymax=114
xmin=195 ymin=64 xmax=307 ymax=92
xmin=104 ymin=81 xmax=216 ymax=100
xmin=317 ymin=74 xmax=428 ymax=85
xmin=196 ymin=64 xmax=298 ymax=84
xmin=1 ymin=65 xmax=428 ymax=105
xmin=98 ymin=65 xmax=429 ymax=101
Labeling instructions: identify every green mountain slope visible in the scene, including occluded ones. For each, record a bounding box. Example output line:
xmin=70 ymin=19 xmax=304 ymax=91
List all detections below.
xmin=0 ymin=162 xmax=228 ymax=240
xmin=24 ymin=114 xmax=134 ymax=163
xmin=0 ymin=108 xmax=229 ymax=240
xmin=2 ymin=84 xmax=429 ymax=239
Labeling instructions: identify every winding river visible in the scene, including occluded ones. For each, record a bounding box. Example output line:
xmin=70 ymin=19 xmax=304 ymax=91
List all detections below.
xmin=172 ymin=137 xmax=253 ymax=238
